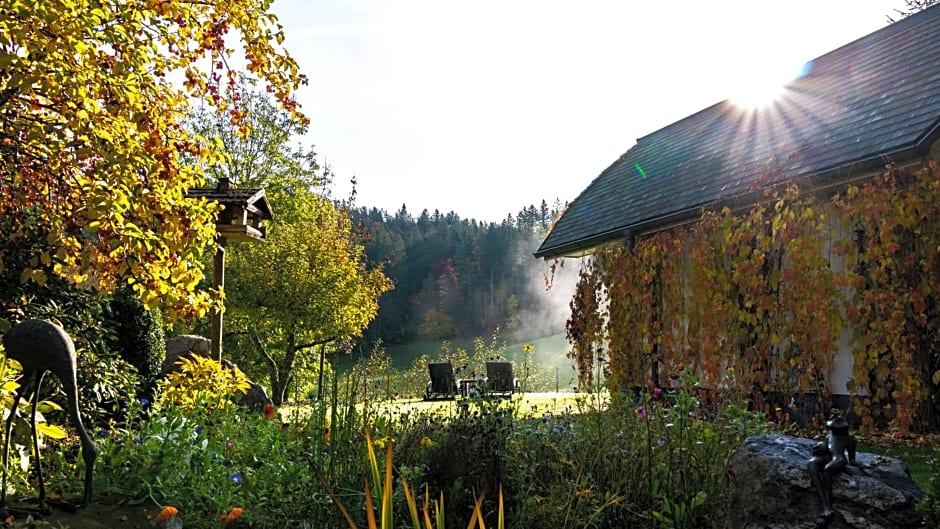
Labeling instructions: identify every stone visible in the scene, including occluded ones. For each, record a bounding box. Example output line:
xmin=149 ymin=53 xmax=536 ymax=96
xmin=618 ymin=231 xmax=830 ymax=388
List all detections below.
xmin=163 ymin=334 xmax=273 ymax=412
xmin=727 ymin=434 xmax=924 ymax=529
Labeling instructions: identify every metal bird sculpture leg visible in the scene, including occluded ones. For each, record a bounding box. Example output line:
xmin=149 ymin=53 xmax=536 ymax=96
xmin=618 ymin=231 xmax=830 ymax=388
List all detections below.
xmin=1 ymin=319 xmax=97 ymax=512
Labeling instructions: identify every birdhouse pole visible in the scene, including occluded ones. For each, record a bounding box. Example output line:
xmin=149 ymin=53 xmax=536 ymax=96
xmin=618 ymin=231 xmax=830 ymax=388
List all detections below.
xmin=187 ymin=177 xmax=273 ymax=363
xmin=210 ymin=238 xmax=227 ymax=360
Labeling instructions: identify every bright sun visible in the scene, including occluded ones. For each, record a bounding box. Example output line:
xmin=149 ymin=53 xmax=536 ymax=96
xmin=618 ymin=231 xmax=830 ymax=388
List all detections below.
xmin=729 ymin=57 xmax=811 ymax=108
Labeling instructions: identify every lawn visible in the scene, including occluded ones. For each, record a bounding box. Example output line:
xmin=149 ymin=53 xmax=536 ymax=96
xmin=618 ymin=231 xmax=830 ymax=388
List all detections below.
xmin=858 ymin=442 xmax=937 ymax=489
xmin=364 ymin=390 xmax=608 ymax=418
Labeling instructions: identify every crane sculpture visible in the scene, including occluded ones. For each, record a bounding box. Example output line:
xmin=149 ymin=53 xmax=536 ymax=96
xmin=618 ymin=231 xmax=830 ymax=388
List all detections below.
xmin=1 ymin=319 xmax=96 ymax=512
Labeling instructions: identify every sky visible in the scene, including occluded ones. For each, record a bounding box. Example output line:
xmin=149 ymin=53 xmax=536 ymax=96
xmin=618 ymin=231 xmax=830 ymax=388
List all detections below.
xmin=269 ymin=0 xmax=915 ymax=223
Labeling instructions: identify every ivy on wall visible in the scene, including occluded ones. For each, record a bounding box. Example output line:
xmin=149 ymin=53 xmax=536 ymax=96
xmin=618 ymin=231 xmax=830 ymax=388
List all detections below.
xmin=568 ymin=161 xmax=940 ymax=433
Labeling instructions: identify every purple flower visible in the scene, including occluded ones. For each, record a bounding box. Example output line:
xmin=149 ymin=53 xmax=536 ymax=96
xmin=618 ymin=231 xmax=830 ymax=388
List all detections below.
xmin=657 ymin=438 xmax=666 ymax=447
xmin=620 ymin=387 xmax=628 ymax=394
xmin=231 ymin=473 xmax=242 ymax=484
xmin=653 ymin=387 xmax=662 ymax=398
xmin=98 ymin=429 xmax=109 ymax=438
xmin=636 ymin=406 xmax=646 ymax=418
xmin=133 ymin=437 xmax=142 ymax=445
xmin=138 ymin=397 xmax=150 ymax=406
xmin=195 ymin=426 xmax=204 ymax=435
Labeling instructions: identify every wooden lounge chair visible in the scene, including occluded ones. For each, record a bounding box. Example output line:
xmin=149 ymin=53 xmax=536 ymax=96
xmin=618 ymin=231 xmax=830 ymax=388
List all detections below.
xmin=424 ymin=361 xmax=457 ymax=400
xmin=485 ymin=361 xmax=518 ymax=397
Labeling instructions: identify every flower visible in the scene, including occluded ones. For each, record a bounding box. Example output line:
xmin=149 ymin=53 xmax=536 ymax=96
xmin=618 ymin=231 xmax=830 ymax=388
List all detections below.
xmin=620 ymin=387 xmax=628 ymax=394
xmin=195 ymin=426 xmax=203 ymax=435
xmin=522 ymin=343 xmax=534 ymax=353
xmin=262 ymin=403 xmax=276 ymax=420
xmin=636 ymin=406 xmax=647 ymax=418
xmin=230 ymin=473 xmax=242 ymax=484
xmin=653 ymin=387 xmax=662 ymax=398
xmin=219 ymin=507 xmax=243 ymax=524
xmin=155 ymin=506 xmax=178 ymax=523
xmin=657 ymin=438 xmax=666 ymax=447
xmin=97 ymin=429 xmax=109 ymax=437
xmin=138 ymin=397 xmax=150 ymax=406
xmin=226 ymin=441 xmax=234 ymax=450
xmin=420 ymin=436 xmax=434 ymax=447
xmin=133 ymin=437 xmax=142 ymax=445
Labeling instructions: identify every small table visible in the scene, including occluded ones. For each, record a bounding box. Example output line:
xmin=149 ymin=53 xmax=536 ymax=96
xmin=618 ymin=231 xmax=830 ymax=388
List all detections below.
xmin=457 ymin=378 xmax=485 ymax=397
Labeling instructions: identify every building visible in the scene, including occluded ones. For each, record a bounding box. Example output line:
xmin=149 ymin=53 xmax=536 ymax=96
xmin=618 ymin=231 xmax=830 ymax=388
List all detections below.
xmin=535 ymin=6 xmax=940 ymax=428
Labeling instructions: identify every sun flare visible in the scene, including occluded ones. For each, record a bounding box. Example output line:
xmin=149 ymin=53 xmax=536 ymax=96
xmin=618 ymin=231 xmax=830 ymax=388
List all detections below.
xmin=728 ymin=58 xmax=811 ymax=109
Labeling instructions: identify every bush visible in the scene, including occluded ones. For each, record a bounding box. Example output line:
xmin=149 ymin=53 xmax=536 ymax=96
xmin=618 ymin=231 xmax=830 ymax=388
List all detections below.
xmin=109 ymin=289 xmax=166 ymax=402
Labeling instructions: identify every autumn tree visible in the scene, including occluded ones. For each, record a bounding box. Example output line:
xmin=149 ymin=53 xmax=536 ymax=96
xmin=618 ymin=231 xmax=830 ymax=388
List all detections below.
xmin=0 ymin=1 xmax=306 ymax=319
xmin=185 ymin=82 xmax=391 ymax=403
xmin=226 ymin=200 xmax=393 ymax=405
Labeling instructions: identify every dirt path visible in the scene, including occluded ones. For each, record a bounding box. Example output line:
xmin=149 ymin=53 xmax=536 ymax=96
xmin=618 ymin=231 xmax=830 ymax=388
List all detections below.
xmin=3 ymin=499 xmax=156 ymax=529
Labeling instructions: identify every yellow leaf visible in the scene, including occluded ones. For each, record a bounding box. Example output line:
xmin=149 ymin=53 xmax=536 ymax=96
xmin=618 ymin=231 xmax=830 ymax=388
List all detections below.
xmin=36 ymin=400 xmax=64 ymax=413
xmin=36 ymin=423 xmax=68 ymax=440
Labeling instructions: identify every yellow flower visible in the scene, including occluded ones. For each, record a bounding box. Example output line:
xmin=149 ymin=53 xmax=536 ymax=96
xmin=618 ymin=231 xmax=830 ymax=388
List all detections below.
xmin=373 ymin=436 xmax=386 ymax=448
xmin=155 ymin=506 xmax=179 ymax=523
xmin=219 ymin=507 xmax=244 ymax=524
xmin=522 ymin=343 xmax=534 ymax=353
xmin=420 ymin=436 xmax=435 ymax=447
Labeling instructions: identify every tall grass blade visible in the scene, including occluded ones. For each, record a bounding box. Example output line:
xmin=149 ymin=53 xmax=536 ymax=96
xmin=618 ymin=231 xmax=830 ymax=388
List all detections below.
xmin=422 ymin=486 xmax=435 ymax=529
xmin=437 ymin=490 xmax=446 ymax=529
xmin=467 ymin=493 xmax=486 ymax=529
xmin=498 ymin=485 xmax=504 ymax=529
xmin=383 ymin=438 xmax=394 ymax=529
xmin=310 ymin=461 xmax=359 ymax=529
xmin=402 ymin=478 xmax=421 ymax=529
xmin=365 ymin=477 xmax=378 ymax=529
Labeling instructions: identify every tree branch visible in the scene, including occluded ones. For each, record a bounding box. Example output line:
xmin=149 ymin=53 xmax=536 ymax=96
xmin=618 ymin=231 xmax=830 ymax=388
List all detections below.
xmin=295 ymin=336 xmax=336 ymax=352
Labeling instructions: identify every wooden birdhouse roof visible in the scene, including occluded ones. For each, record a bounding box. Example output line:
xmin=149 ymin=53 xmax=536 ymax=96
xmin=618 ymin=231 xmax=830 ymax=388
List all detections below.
xmin=187 ymin=177 xmax=274 ymax=242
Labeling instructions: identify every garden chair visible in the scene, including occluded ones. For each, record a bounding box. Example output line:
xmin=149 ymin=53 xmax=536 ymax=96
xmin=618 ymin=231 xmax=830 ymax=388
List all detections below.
xmin=485 ymin=361 xmax=518 ymax=397
xmin=424 ymin=362 xmax=457 ymax=400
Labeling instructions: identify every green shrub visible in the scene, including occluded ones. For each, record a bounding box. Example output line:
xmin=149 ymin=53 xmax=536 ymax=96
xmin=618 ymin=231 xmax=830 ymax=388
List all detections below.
xmin=109 ymin=289 xmax=166 ymax=402
xmin=92 ymin=371 xmax=371 ymax=529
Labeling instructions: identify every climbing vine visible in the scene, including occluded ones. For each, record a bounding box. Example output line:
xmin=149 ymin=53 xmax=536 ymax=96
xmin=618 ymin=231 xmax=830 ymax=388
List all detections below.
xmin=832 ymin=161 xmax=940 ymax=431
xmin=567 ymin=160 xmax=940 ymax=433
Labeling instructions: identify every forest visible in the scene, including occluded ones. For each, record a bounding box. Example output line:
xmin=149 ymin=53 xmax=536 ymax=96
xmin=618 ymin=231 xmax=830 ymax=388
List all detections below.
xmin=350 ymin=200 xmax=567 ymax=352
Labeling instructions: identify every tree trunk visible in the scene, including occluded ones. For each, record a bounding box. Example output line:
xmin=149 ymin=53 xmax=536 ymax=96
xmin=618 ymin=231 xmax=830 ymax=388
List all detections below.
xmin=272 ymin=332 xmax=297 ymax=406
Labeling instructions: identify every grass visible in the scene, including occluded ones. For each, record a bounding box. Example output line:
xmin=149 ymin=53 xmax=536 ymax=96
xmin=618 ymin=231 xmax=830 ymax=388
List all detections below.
xmin=280 ymin=391 xmax=609 ymax=424
xmin=366 ymin=391 xmax=608 ymax=418
xmin=857 ymin=442 xmax=936 ymax=489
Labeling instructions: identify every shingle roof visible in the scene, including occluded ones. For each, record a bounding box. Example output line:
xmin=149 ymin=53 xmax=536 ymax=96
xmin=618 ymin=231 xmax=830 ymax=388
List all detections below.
xmin=187 ymin=181 xmax=274 ymax=220
xmin=536 ymin=5 xmax=940 ymax=259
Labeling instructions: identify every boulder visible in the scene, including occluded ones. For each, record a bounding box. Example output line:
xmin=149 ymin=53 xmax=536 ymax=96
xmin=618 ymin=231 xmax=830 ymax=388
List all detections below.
xmin=727 ymin=434 xmax=923 ymax=529
xmin=163 ymin=334 xmax=273 ymax=412
xmin=163 ymin=334 xmax=212 ymax=374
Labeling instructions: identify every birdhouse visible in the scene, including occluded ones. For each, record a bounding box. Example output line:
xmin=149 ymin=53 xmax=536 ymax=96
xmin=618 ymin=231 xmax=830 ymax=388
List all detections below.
xmin=187 ymin=177 xmax=273 ymax=242
xmin=185 ymin=177 xmax=275 ymax=359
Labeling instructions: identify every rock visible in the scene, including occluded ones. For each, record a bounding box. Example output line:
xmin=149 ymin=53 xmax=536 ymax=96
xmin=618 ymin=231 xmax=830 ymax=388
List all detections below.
xmin=727 ymin=434 xmax=924 ymax=529
xmin=163 ymin=334 xmax=212 ymax=374
xmin=163 ymin=334 xmax=274 ymax=412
